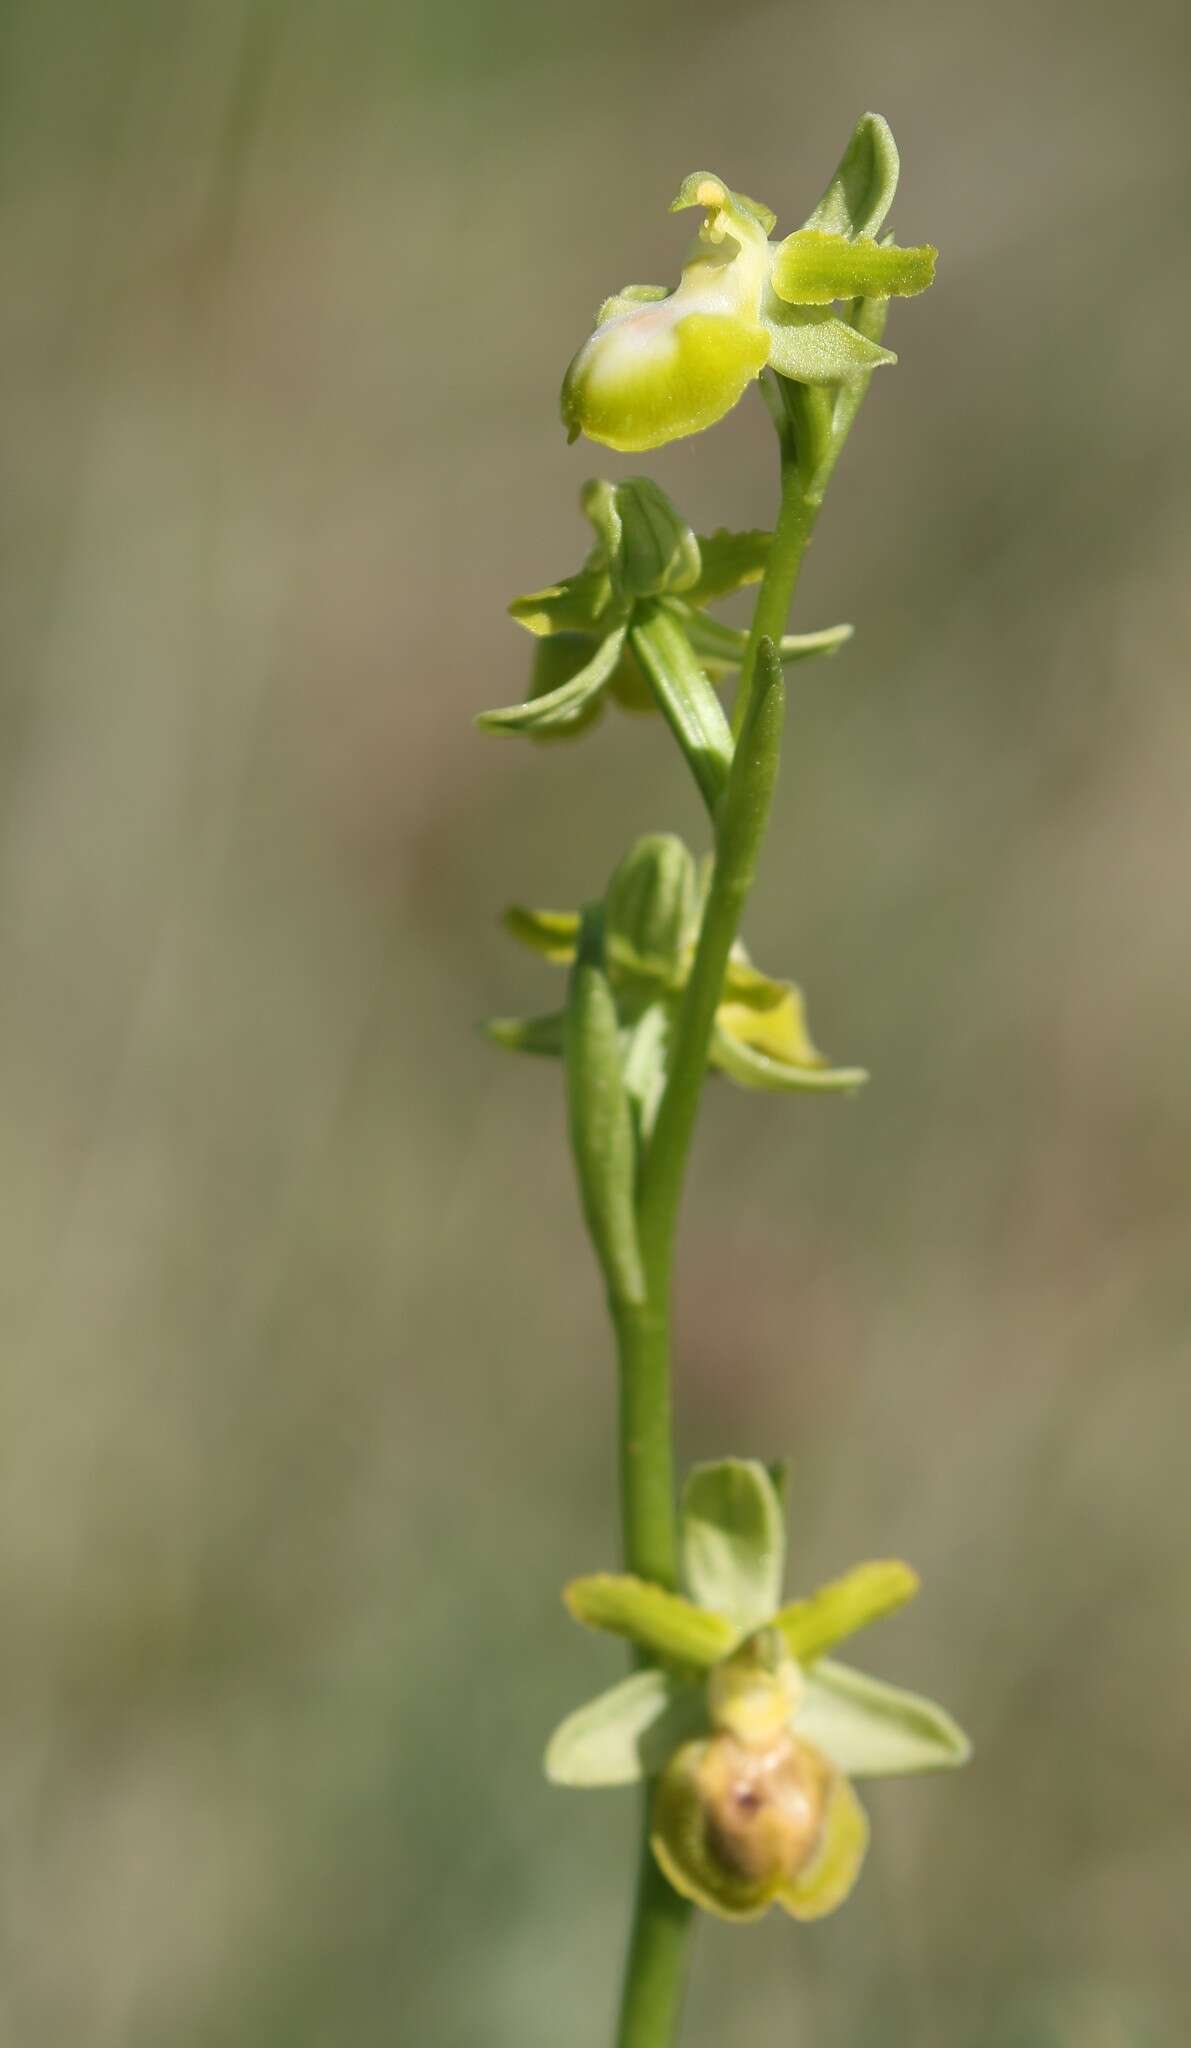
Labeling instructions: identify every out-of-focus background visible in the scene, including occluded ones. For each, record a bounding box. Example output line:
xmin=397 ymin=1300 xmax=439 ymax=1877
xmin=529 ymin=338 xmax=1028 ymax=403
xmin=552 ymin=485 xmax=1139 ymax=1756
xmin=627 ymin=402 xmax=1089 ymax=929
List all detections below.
xmin=2 ymin=1 xmax=1189 ymax=2042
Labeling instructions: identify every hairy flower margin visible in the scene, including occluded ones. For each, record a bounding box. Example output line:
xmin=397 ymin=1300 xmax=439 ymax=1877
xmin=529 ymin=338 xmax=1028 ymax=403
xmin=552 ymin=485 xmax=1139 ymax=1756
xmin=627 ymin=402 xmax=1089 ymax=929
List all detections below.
xmin=561 ymin=115 xmax=936 ymax=453
xmin=546 ymin=1461 xmax=969 ymax=1922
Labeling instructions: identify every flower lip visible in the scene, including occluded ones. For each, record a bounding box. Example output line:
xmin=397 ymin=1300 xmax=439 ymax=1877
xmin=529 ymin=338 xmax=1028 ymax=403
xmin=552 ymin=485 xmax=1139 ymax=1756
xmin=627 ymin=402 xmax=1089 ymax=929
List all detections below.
xmin=696 ymin=1730 xmax=829 ymax=1887
xmin=560 ymin=171 xmax=775 ymax=454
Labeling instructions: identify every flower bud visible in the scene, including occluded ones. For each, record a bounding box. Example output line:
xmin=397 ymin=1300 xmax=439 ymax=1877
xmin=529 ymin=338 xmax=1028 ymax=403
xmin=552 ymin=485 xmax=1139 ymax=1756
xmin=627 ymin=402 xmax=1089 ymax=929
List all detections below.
xmin=604 ymin=834 xmax=697 ymax=990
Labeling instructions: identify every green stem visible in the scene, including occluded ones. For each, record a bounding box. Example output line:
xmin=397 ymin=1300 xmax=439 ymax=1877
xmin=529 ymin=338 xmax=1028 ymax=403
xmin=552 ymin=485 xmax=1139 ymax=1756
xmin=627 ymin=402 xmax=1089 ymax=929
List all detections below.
xmin=635 ymin=451 xmax=809 ymax=1284
xmin=615 ymin=1807 xmax=694 ymax=2048
xmin=611 ymin=1296 xmax=679 ymax=1590
xmin=606 ymin=372 xmax=879 ymax=2048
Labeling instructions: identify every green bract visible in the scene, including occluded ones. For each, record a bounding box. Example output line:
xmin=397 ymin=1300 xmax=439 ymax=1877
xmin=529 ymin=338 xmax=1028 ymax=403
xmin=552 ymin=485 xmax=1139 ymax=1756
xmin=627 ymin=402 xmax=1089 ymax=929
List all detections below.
xmin=486 ymin=832 xmax=868 ymax=1116
xmin=546 ymin=1461 xmax=969 ymax=1923
xmin=478 ymin=476 xmax=850 ymax=811
xmin=559 ymin=115 xmax=936 ymax=454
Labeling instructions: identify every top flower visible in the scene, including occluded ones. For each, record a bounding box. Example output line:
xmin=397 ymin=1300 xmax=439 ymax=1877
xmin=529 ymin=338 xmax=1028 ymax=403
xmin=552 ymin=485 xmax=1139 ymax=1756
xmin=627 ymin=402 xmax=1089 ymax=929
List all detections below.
xmin=560 ymin=114 xmax=936 ymax=453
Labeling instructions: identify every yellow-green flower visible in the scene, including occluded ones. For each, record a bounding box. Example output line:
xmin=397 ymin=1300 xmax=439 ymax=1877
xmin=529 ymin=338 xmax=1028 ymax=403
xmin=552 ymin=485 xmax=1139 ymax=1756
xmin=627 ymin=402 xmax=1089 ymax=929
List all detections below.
xmin=545 ymin=1461 xmax=970 ymax=1922
xmin=486 ymin=833 xmax=867 ymax=1108
xmin=560 ymin=115 xmax=936 ymax=454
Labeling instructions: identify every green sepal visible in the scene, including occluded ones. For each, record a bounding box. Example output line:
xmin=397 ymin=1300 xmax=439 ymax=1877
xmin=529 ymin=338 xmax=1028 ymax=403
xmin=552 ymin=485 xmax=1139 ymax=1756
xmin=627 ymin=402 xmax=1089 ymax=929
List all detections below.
xmin=680 ymin=1460 xmax=786 ymax=1633
xmin=611 ymin=477 xmax=702 ymax=599
xmin=484 ymin=1011 xmax=565 ymax=1058
xmin=564 ymin=1574 xmax=739 ymax=1668
xmin=775 ymin=1559 xmax=920 ymax=1664
xmin=508 ymin=569 xmax=617 ymax=638
xmin=777 ymin=1772 xmax=869 ymax=1920
xmin=771 ymin=229 xmax=937 ymax=307
xmin=476 ymin=626 xmax=626 ymax=736
xmin=564 ymin=906 xmax=645 ymax=1304
xmin=545 ymin=1669 xmax=706 ymax=1787
xmin=764 ymin=303 xmax=896 ymax=385
xmin=710 ymin=1026 xmax=867 ymax=1095
xmin=629 ymin=606 xmax=734 ymax=816
xmin=522 ymin=634 xmax=609 ymax=740
xmin=685 ymin=528 xmax=771 ymax=606
xmin=794 ymin=1658 xmax=971 ymax=1777
xmin=677 ymin=607 xmax=852 ymax=669
xmin=604 ymin=834 xmax=697 ymax=988
xmin=502 ymin=904 xmax=581 ymax=964
xmin=802 ymin=111 xmax=900 ymax=241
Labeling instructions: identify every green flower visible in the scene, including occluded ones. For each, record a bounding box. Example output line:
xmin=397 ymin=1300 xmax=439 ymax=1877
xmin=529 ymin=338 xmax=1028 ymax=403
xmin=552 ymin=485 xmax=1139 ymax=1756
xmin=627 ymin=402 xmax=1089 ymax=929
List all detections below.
xmin=477 ymin=478 xmax=849 ymax=805
xmin=560 ymin=114 xmax=936 ymax=454
xmin=545 ymin=1461 xmax=970 ymax=1922
xmin=486 ymin=833 xmax=867 ymax=1113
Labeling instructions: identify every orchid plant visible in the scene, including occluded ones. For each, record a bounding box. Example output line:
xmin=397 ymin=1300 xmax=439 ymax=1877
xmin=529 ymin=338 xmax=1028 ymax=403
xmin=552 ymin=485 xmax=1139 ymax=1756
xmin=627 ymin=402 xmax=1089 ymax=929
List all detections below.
xmin=478 ymin=115 xmax=967 ymax=2048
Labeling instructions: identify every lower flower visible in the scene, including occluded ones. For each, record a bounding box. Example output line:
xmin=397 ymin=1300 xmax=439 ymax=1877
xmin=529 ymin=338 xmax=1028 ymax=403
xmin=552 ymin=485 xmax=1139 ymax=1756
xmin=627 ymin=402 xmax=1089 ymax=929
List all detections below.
xmin=544 ymin=1459 xmax=971 ymax=1927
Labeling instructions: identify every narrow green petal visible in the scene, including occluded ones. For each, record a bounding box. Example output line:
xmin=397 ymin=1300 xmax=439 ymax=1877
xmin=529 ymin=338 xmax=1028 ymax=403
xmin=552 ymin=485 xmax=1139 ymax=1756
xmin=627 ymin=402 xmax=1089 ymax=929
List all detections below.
xmin=775 ymin=1559 xmax=920 ymax=1663
xmin=502 ymin=905 xmax=580 ymax=965
xmin=476 ymin=626 xmax=626 ymax=735
xmin=795 ymin=1659 xmax=972 ymax=1778
xmin=677 ymin=607 xmax=852 ymax=668
xmin=771 ymin=230 xmax=937 ymax=307
xmin=710 ymin=1024 xmax=867 ymax=1094
xmin=764 ymin=304 xmax=896 ymax=386
xmin=802 ymin=111 xmax=900 ymax=241
xmin=483 ymin=1011 xmax=566 ymax=1058
xmin=545 ymin=1669 xmax=706 ymax=1788
xmin=777 ymin=1772 xmax=869 ymax=1920
xmin=564 ymin=1574 xmax=738 ymax=1668
xmin=680 ymin=1459 xmax=786 ymax=1632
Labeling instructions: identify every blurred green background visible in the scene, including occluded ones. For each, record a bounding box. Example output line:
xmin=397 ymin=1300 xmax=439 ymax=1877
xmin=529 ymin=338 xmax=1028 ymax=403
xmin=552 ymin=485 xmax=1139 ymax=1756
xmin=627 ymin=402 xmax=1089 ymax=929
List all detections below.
xmin=2 ymin=1 xmax=1189 ymax=2042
